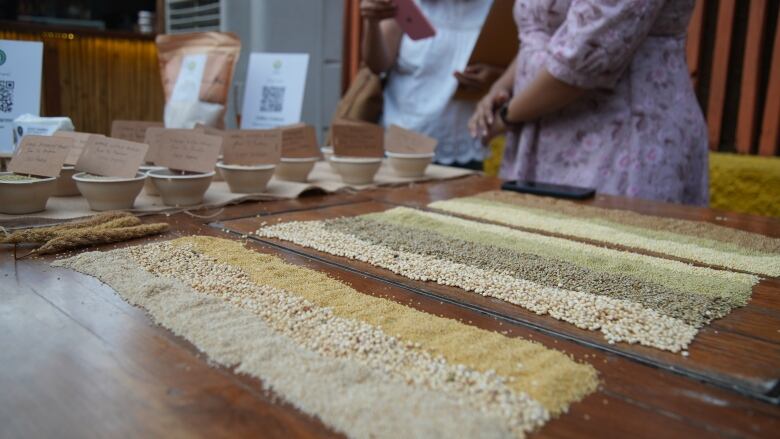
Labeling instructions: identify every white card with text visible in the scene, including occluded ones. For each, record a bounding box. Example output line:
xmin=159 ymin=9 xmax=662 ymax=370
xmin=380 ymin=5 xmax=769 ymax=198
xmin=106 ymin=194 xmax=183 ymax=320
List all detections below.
xmin=0 ymin=40 xmax=43 ymax=155
xmin=240 ymin=53 xmax=309 ymax=130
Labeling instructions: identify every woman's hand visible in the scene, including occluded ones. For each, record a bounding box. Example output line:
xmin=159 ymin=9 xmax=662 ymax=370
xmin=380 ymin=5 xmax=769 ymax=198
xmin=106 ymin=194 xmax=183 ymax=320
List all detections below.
xmin=469 ymin=85 xmax=512 ymax=141
xmin=360 ymin=0 xmax=397 ymax=21
xmin=454 ymin=64 xmax=504 ymax=91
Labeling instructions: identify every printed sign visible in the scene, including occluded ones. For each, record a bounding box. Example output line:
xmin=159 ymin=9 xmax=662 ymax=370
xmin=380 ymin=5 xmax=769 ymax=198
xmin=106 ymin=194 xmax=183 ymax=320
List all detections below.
xmin=8 ymin=135 xmax=72 ymax=178
xmin=331 ymin=121 xmax=384 ymax=158
xmin=280 ymin=123 xmax=319 ymax=158
xmin=53 ymin=131 xmax=103 ymax=166
xmin=241 ymin=53 xmax=309 ymax=129
xmin=110 ymin=120 xmax=164 ymax=144
xmin=222 ymin=129 xmax=282 ymax=165
xmin=154 ymin=131 xmax=222 ymax=173
xmin=385 ymin=125 xmax=437 ymax=154
xmin=0 ymin=40 xmax=43 ymax=155
xmin=75 ymin=136 xmax=148 ymax=178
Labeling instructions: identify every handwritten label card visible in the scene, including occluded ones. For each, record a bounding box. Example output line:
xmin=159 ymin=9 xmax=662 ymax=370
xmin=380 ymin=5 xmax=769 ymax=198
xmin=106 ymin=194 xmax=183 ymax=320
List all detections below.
xmin=385 ymin=124 xmax=437 ymax=154
xmin=331 ymin=121 xmax=384 ymax=158
xmin=222 ymin=129 xmax=282 ymax=165
xmin=75 ymin=136 xmax=149 ymax=178
xmin=155 ymin=131 xmax=222 ymax=173
xmin=144 ymin=127 xmax=203 ymax=164
xmin=53 ymin=131 xmax=104 ymax=166
xmin=280 ymin=123 xmax=319 ymax=158
xmin=111 ymin=120 xmax=164 ymax=143
xmin=8 ymin=135 xmax=73 ymax=177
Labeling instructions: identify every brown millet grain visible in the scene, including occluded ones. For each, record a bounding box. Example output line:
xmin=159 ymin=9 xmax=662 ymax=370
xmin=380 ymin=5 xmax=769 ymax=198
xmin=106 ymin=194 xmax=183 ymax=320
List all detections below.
xmin=324 ymin=217 xmax=734 ymax=327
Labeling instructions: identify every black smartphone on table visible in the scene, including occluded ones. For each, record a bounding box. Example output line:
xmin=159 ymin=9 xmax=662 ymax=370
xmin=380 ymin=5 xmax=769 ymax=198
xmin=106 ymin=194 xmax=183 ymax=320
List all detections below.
xmin=500 ymin=180 xmax=596 ymax=200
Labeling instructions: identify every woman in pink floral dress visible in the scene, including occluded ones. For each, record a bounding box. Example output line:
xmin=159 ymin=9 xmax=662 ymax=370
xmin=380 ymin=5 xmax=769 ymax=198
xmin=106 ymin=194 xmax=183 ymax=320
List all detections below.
xmin=471 ymin=0 xmax=708 ymax=205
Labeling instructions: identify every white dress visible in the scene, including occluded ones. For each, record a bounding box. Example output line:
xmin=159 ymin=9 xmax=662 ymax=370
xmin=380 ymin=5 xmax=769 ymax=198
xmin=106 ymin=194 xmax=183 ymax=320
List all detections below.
xmin=382 ymin=0 xmax=492 ymax=165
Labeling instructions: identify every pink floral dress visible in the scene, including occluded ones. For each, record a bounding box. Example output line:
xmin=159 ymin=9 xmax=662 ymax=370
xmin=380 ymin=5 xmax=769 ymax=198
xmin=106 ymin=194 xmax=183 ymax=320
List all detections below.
xmin=501 ymin=0 xmax=709 ymax=205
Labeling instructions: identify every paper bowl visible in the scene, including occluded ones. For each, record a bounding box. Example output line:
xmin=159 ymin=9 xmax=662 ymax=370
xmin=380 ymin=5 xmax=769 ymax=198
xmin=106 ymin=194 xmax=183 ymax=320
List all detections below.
xmin=330 ymin=156 xmax=383 ymax=185
xmin=275 ymin=157 xmax=318 ymax=182
xmin=321 ymin=146 xmax=335 ymax=171
xmin=0 ymin=172 xmax=57 ymax=215
xmin=386 ymin=152 xmax=435 ymax=178
xmin=73 ymin=172 xmax=146 ymax=211
xmin=216 ymin=162 xmax=276 ymax=194
xmin=140 ymin=165 xmax=165 ymax=196
xmin=147 ymin=169 xmax=214 ymax=207
xmin=53 ymin=165 xmax=81 ymax=197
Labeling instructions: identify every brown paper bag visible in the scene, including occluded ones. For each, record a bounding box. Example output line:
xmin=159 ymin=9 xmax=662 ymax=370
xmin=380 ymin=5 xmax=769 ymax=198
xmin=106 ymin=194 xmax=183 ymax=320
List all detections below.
xmin=156 ymin=32 xmax=241 ymax=129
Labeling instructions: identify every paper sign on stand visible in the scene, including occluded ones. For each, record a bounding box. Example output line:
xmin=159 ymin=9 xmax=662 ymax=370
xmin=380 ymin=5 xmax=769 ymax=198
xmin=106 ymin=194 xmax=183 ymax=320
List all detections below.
xmin=280 ymin=123 xmax=319 ymax=158
xmin=240 ymin=53 xmax=309 ymax=130
xmin=144 ymin=127 xmax=204 ymax=164
xmin=385 ymin=125 xmax=437 ymax=154
xmin=331 ymin=120 xmax=384 ymax=158
xmin=111 ymin=120 xmax=164 ymax=143
xmin=53 ymin=131 xmax=104 ymax=166
xmin=8 ymin=135 xmax=73 ymax=177
xmin=222 ymin=129 xmax=282 ymax=165
xmin=0 ymin=40 xmax=43 ymax=155
xmin=75 ymin=136 xmax=149 ymax=178
xmin=154 ymin=131 xmax=222 ymax=173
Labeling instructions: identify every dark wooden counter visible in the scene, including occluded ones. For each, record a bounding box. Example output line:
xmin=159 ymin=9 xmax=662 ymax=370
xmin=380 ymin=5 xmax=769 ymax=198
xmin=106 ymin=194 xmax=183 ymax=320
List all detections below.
xmin=2 ymin=175 xmax=779 ymax=438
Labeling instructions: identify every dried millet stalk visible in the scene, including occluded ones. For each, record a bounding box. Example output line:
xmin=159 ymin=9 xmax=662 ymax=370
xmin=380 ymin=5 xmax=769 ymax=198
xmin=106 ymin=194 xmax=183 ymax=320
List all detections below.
xmin=29 ymin=223 xmax=169 ymax=256
xmin=1 ymin=211 xmax=134 ymax=244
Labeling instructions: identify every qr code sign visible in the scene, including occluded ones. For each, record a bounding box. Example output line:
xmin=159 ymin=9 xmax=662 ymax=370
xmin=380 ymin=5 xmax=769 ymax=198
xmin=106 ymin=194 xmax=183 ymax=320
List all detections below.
xmin=260 ymin=85 xmax=285 ymax=112
xmin=0 ymin=80 xmax=14 ymax=113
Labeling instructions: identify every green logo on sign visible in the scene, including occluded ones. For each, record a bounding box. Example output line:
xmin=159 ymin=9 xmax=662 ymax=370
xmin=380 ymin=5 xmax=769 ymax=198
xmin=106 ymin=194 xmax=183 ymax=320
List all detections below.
xmin=273 ymin=60 xmax=282 ymax=70
xmin=0 ymin=49 xmax=6 ymax=66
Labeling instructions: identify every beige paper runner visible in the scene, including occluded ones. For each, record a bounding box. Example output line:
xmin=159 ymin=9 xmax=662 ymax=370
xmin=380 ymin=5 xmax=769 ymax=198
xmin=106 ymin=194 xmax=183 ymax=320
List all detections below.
xmin=0 ymin=161 xmax=474 ymax=223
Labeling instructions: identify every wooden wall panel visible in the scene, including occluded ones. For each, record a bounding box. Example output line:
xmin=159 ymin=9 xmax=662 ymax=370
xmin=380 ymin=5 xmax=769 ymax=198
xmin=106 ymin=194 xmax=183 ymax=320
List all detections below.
xmin=686 ymin=0 xmax=705 ymax=88
xmin=0 ymin=30 xmax=163 ymax=136
xmin=735 ymin=0 xmax=768 ymax=154
xmin=758 ymin=7 xmax=780 ymax=156
xmin=706 ymin=0 xmax=736 ymax=151
xmin=341 ymin=0 xmax=362 ymax=94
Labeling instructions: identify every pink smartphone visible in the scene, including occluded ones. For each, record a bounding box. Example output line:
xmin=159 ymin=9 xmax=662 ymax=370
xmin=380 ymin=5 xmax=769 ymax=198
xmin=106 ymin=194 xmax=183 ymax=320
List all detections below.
xmin=394 ymin=0 xmax=436 ymax=40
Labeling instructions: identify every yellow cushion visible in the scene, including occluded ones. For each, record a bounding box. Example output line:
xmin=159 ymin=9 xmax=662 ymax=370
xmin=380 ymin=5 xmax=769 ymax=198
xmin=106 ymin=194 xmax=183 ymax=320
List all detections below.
xmin=710 ymin=152 xmax=780 ymax=218
xmin=483 ymin=141 xmax=779 ymax=218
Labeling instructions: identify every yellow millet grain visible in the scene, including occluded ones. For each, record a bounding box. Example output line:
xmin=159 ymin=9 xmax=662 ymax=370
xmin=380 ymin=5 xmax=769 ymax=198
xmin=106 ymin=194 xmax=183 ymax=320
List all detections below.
xmin=176 ymin=236 xmax=599 ymax=414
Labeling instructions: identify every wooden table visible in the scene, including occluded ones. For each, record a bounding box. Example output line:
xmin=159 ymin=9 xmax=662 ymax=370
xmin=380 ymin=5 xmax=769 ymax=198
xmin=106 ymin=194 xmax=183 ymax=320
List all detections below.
xmin=2 ymin=175 xmax=779 ymax=438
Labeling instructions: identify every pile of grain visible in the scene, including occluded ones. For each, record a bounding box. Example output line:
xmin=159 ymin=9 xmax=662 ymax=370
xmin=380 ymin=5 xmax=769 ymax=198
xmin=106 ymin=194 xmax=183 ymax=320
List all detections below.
xmin=54 ymin=236 xmax=599 ymax=438
xmin=256 ymin=207 xmax=760 ymax=352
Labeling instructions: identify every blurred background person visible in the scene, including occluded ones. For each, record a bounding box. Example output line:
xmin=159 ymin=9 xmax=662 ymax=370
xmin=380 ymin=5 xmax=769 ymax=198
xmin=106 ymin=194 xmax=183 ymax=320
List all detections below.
xmin=361 ymin=0 xmax=503 ymax=170
xmin=471 ymin=0 xmax=709 ymax=205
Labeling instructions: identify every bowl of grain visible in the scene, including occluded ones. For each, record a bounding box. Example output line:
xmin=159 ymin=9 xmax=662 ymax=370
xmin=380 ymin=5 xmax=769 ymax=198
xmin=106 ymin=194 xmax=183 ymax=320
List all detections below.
xmin=73 ymin=172 xmax=146 ymax=211
xmin=0 ymin=172 xmax=58 ymax=214
xmin=216 ymin=162 xmax=276 ymax=194
xmin=147 ymin=168 xmax=214 ymax=207
xmin=275 ymin=157 xmax=318 ymax=182
xmin=330 ymin=156 xmax=383 ymax=185
xmin=139 ymin=165 xmax=165 ymax=196
xmin=386 ymin=152 xmax=435 ymax=178
xmin=52 ymin=165 xmax=81 ymax=197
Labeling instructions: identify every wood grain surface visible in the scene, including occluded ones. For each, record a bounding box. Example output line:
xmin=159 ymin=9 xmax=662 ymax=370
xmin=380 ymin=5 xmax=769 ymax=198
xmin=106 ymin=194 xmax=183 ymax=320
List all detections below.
xmin=2 ymin=175 xmax=779 ymax=438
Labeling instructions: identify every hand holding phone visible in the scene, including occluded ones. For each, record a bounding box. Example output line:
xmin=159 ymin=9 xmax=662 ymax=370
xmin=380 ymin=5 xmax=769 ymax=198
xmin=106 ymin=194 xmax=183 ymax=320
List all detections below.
xmin=394 ymin=0 xmax=436 ymax=40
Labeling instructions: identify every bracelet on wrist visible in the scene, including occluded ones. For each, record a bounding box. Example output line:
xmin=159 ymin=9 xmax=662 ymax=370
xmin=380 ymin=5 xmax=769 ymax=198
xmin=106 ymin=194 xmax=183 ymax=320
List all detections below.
xmin=498 ymin=103 xmax=524 ymax=130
